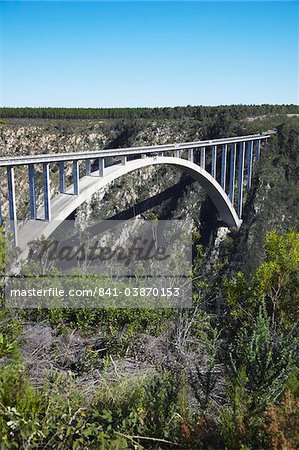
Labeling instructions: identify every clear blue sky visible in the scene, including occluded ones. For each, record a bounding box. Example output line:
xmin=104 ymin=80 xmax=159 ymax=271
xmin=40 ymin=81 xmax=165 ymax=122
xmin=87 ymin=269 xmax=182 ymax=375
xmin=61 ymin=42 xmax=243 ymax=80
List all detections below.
xmin=0 ymin=1 xmax=298 ymax=107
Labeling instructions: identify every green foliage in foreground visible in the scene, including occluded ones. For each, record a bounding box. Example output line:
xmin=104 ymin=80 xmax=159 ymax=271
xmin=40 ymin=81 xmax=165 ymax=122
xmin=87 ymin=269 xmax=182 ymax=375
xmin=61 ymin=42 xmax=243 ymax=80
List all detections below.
xmin=0 ymin=229 xmax=298 ymax=449
xmin=0 ymin=365 xmax=186 ymax=449
xmin=225 ymin=230 xmax=299 ymax=334
xmin=223 ymin=303 xmax=298 ymax=448
xmin=0 ymin=308 xmax=297 ymax=449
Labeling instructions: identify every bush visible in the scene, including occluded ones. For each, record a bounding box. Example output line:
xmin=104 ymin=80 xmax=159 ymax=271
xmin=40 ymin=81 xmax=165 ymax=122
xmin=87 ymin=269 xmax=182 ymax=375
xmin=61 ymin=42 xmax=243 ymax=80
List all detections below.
xmin=263 ymin=391 xmax=299 ymax=450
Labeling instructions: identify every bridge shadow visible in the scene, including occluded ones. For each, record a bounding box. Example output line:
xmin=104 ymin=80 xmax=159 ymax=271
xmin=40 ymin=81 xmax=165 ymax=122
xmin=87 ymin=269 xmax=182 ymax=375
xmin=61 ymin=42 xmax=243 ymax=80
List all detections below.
xmin=199 ymin=197 xmax=220 ymax=247
xmin=66 ymin=176 xmax=193 ymax=222
xmin=65 ymin=173 xmax=220 ymax=250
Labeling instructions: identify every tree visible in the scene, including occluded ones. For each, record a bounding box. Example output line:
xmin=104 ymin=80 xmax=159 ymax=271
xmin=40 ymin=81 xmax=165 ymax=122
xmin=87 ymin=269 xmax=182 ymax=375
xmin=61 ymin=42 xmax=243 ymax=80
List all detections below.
xmin=221 ymin=302 xmax=298 ymax=449
xmin=225 ymin=230 xmax=299 ymax=334
xmin=229 ymin=302 xmax=298 ymax=412
xmin=253 ymin=230 xmax=299 ymax=331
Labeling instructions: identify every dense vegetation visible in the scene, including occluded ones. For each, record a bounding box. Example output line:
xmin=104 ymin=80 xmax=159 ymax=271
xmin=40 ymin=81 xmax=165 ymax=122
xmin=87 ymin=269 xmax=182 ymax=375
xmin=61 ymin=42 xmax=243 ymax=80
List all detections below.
xmin=0 ymin=115 xmax=298 ymax=449
xmin=1 ymin=104 xmax=299 ymax=121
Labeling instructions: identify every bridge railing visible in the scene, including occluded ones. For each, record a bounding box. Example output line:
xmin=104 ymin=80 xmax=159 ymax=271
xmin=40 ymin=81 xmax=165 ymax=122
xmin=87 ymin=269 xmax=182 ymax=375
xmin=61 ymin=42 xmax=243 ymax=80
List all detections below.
xmin=0 ymin=132 xmax=273 ymax=167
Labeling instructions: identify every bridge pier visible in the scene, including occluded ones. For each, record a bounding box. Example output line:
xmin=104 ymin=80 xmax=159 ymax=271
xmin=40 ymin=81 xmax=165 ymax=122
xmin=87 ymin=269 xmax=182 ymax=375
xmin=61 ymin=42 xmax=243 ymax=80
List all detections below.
xmin=85 ymin=159 xmax=91 ymax=176
xmin=237 ymin=142 xmax=245 ymax=217
xmin=174 ymin=150 xmax=181 ymax=158
xmin=188 ymin=148 xmax=194 ymax=163
xmin=73 ymin=160 xmax=79 ymax=195
xmin=121 ymin=156 xmax=127 ymax=165
xmin=200 ymin=147 xmax=206 ymax=169
xmin=59 ymin=161 xmax=66 ymax=193
xmin=43 ymin=163 xmax=51 ymax=221
xmin=211 ymin=145 xmax=217 ymax=178
xmin=98 ymin=158 xmax=105 ymax=177
xmin=247 ymin=141 xmax=253 ymax=189
xmin=221 ymin=144 xmax=227 ymax=190
xmin=7 ymin=166 xmax=17 ymax=246
xmin=229 ymin=143 xmax=236 ymax=205
xmin=28 ymin=164 xmax=37 ymax=219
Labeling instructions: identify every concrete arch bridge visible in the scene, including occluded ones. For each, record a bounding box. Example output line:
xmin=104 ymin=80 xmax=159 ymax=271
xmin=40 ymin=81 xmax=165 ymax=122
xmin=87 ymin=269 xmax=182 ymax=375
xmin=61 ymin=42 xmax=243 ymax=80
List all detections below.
xmin=0 ymin=132 xmax=273 ymax=257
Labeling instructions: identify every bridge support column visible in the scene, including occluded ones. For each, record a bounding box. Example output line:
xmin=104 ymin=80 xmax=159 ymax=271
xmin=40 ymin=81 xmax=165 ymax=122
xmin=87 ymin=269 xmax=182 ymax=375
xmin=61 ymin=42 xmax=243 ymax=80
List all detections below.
xmin=174 ymin=150 xmax=181 ymax=158
xmin=141 ymin=154 xmax=146 ymax=159
xmin=73 ymin=160 xmax=79 ymax=195
xmin=98 ymin=158 xmax=104 ymax=177
xmin=211 ymin=146 xmax=217 ymax=178
xmin=85 ymin=159 xmax=91 ymax=176
xmin=256 ymin=139 xmax=261 ymax=162
xmin=59 ymin=161 xmax=65 ymax=193
xmin=247 ymin=141 xmax=253 ymax=189
xmin=237 ymin=142 xmax=245 ymax=218
xmin=7 ymin=166 xmax=17 ymax=246
xmin=188 ymin=148 xmax=194 ymax=163
xmin=221 ymin=144 xmax=227 ymax=190
xmin=28 ymin=164 xmax=37 ymax=219
xmin=43 ymin=163 xmax=51 ymax=221
xmin=229 ymin=143 xmax=236 ymax=204
xmin=200 ymin=147 xmax=206 ymax=169
xmin=121 ymin=156 xmax=127 ymax=165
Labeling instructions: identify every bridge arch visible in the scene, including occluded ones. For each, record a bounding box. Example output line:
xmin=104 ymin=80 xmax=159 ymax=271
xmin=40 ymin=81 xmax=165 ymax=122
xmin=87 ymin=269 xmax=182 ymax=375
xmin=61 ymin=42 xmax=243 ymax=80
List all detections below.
xmin=18 ymin=156 xmax=241 ymax=258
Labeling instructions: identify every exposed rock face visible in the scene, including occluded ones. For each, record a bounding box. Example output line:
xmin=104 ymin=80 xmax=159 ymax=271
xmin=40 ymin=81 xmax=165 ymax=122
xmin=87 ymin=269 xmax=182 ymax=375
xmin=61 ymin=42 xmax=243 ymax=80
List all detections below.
xmin=209 ymin=227 xmax=230 ymax=262
xmin=0 ymin=123 xmax=107 ymax=157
